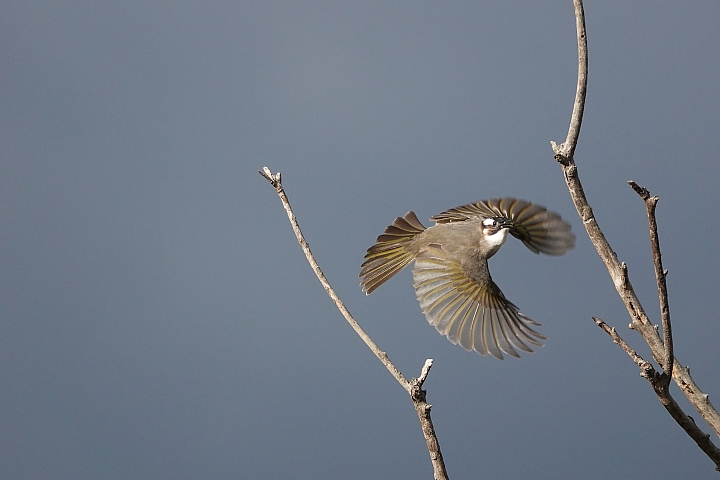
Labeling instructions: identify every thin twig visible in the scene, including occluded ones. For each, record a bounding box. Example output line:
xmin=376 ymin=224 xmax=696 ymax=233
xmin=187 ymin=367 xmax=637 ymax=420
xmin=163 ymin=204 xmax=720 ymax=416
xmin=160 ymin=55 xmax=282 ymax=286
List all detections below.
xmin=417 ymin=359 xmax=434 ymax=386
xmin=594 ymin=318 xmax=720 ymax=471
xmin=628 ymin=180 xmax=673 ymax=382
xmin=258 ymin=167 xmax=409 ymax=390
xmin=259 ymin=167 xmax=448 ymax=479
xmin=551 ymin=0 xmax=587 ymax=163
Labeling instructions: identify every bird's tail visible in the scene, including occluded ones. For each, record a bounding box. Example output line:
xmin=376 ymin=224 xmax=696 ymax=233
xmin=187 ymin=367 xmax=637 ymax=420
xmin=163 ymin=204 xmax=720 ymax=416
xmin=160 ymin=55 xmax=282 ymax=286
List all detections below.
xmin=360 ymin=211 xmax=426 ymax=294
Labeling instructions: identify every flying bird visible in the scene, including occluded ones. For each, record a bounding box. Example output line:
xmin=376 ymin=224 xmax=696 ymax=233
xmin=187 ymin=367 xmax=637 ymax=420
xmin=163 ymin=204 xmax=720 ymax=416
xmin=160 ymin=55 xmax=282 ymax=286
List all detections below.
xmin=360 ymin=198 xmax=575 ymax=359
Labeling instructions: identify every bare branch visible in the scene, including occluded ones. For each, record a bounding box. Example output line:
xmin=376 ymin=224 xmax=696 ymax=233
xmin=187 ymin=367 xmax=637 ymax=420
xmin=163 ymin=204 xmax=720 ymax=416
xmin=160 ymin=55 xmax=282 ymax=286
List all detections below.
xmin=259 ymin=167 xmax=448 ymax=479
xmin=551 ymin=0 xmax=720 ymax=469
xmin=594 ymin=318 xmax=720 ymax=471
xmin=258 ymin=167 xmax=409 ymax=390
xmin=550 ymin=0 xmax=587 ymax=163
xmin=410 ymin=359 xmax=448 ymax=479
xmin=628 ymin=180 xmax=673 ymax=381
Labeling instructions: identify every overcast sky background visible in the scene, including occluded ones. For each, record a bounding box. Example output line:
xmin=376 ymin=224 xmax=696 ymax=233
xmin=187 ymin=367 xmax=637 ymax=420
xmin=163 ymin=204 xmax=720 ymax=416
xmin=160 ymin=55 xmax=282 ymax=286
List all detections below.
xmin=2 ymin=1 xmax=720 ymax=479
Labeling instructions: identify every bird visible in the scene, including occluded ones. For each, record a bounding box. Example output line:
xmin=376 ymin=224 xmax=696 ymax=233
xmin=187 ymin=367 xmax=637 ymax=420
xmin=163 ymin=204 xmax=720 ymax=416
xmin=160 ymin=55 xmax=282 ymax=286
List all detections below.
xmin=359 ymin=198 xmax=575 ymax=359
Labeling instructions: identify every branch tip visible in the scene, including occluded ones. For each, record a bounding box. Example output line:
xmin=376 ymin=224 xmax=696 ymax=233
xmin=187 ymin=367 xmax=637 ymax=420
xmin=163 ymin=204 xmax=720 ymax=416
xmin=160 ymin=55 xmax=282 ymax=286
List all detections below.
xmin=258 ymin=166 xmax=282 ymax=189
xmin=418 ymin=359 xmax=434 ymax=384
xmin=628 ymin=180 xmax=650 ymax=200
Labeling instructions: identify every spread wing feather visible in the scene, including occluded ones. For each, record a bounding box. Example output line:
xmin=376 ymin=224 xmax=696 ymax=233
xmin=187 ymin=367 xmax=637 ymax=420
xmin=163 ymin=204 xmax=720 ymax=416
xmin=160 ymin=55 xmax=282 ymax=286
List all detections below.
xmin=360 ymin=211 xmax=425 ymax=294
xmin=430 ymin=197 xmax=575 ymax=256
xmin=412 ymin=247 xmax=545 ymax=359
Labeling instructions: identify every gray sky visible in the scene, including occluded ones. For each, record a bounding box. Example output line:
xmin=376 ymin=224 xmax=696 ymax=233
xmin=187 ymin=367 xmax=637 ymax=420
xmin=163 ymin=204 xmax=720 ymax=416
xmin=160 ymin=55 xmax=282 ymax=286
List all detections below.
xmin=2 ymin=1 xmax=719 ymax=478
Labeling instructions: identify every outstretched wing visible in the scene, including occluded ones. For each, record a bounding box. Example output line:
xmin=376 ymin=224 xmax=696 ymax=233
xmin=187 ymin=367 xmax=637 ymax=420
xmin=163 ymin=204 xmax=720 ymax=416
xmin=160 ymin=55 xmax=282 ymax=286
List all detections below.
xmin=360 ymin=211 xmax=426 ymax=294
xmin=431 ymin=197 xmax=575 ymax=256
xmin=411 ymin=246 xmax=545 ymax=359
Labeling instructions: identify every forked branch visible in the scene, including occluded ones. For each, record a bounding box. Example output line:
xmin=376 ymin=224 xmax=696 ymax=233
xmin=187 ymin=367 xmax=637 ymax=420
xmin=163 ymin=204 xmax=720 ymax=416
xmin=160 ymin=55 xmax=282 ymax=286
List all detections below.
xmin=594 ymin=317 xmax=720 ymax=470
xmin=551 ymin=0 xmax=720 ymax=471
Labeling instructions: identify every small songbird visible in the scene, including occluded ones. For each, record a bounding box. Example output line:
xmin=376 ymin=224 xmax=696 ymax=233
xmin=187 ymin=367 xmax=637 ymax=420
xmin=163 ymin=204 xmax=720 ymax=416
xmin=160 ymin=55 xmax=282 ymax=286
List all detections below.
xmin=360 ymin=198 xmax=575 ymax=359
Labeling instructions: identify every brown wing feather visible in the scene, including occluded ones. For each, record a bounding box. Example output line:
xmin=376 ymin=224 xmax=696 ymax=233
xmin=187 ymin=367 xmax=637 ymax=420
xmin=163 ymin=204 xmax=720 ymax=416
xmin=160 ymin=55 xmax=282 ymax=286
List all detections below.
xmin=360 ymin=211 xmax=425 ymax=294
xmin=431 ymin=198 xmax=575 ymax=256
xmin=411 ymin=246 xmax=545 ymax=359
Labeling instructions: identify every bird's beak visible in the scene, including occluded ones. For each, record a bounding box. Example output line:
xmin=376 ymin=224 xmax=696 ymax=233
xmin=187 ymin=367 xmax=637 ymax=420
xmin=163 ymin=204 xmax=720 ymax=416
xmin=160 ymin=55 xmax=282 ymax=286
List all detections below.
xmin=496 ymin=217 xmax=513 ymax=230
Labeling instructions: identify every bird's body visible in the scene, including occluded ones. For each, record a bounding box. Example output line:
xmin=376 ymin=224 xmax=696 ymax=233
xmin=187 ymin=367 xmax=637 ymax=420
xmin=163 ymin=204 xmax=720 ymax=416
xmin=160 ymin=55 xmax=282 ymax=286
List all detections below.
xmin=360 ymin=198 xmax=575 ymax=359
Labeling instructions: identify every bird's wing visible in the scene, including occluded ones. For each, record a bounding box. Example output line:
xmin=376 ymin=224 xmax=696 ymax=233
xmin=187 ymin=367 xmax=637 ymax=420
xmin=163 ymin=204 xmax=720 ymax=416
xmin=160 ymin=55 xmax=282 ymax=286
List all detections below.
xmin=360 ymin=211 xmax=426 ymax=294
xmin=411 ymin=246 xmax=545 ymax=359
xmin=430 ymin=197 xmax=575 ymax=256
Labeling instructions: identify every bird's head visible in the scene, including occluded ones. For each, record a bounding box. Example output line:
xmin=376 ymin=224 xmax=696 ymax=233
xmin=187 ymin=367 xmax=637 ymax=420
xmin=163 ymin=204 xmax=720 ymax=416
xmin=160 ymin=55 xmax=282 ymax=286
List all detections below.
xmin=481 ymin=216 xmax=512 ymax=256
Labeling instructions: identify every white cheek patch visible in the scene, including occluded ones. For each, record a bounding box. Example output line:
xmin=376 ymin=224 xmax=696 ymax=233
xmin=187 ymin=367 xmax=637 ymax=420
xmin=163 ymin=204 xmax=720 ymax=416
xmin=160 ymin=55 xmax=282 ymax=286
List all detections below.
xmin=482 ymin=218 xmax=495 ymax=227
xmin=485 ymin=228 xmax=509 ymax=248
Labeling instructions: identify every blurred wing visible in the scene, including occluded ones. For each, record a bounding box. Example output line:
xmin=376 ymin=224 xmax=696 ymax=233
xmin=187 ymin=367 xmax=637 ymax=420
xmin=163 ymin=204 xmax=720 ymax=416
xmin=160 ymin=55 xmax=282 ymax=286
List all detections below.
xmin=411 ymin=247 xmax=545 ymax=359
xmin=431 ymin=197 xmax=575 ymax=256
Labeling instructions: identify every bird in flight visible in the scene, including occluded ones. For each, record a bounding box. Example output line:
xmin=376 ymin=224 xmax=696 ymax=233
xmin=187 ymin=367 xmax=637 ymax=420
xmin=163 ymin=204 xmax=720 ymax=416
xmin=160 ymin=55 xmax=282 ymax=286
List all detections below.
xmin=360 ymin=198 xmax=575 ymax=359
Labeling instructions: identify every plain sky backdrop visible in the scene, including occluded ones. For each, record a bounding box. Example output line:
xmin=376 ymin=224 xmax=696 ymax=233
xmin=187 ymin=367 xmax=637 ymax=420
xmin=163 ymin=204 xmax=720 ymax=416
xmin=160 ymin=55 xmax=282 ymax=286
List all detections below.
xmin=2 ymin=1 xmax=719 ymax=479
